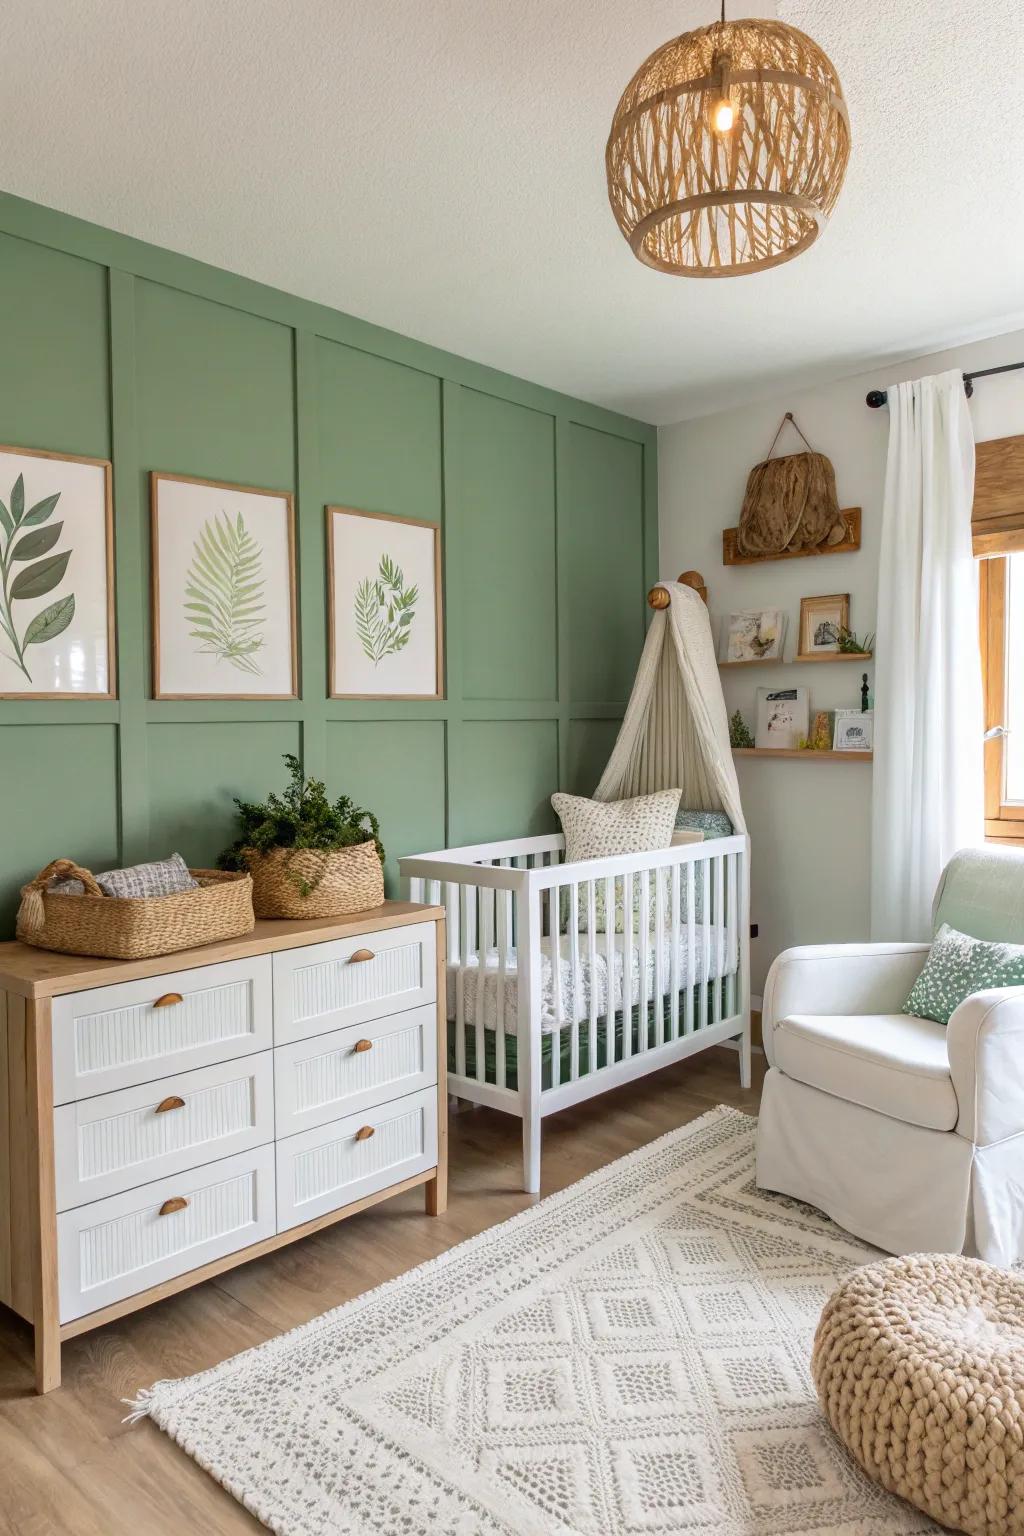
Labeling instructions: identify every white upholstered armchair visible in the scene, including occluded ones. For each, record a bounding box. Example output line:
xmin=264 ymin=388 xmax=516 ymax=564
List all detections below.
xmin=756 ymin=847 xmax=1024 ymax=1266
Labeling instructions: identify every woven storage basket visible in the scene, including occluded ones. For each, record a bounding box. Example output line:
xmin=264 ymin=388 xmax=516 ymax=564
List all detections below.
xmin=242 ymin=840 xmax=384 ymax=919
xmin=16 ymin=859 xmax=255 ymax=960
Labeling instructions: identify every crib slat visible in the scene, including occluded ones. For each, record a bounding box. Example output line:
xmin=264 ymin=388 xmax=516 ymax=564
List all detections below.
xmin=637 ymin=869 xmax=650 ymax=1054
xmin=604 ymin=877 xmax=616 ymax=1063
xmin=456 ymin=885 xmax=469 ymax=1079
xmin=725 ymin=851 xmax=737 ymax=1018
xmin=568 ymin=881 xmax=581 ymax=1082
xmin=669 ymin=862 xmax=681 ymax=1040
xmin=700 ymin=859 xmax=711 ymax=1033
xmin=623 ymin=872 xmax=634 ymax=1061
xmin=654 ymin=868 xmax=666 ymax=1047
xmin=587 ymin=880 xmax=598 ymax=1077
xmin=445 ymin=881 xmax=459 ymax=964
xmin=550 ymin=886 xmax=563 ymax=1089
xmin=476 ymin=886 xmax=493 ymax=1082
xmin=685 ymin=863 xmax=696 ymax=1036
xmin=496 ymin=868 xmax=510 ymax=1091
xmin=712 ymin=855 xmax=724 ymax=1026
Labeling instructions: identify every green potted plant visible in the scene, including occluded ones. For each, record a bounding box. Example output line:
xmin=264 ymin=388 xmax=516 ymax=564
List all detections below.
xmin=218 ymin=754 xmax=385 ymax=919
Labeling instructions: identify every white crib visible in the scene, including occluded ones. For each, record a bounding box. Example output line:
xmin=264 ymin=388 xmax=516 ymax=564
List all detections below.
xmin=401 ymin=831 xmax=750 ymax=1192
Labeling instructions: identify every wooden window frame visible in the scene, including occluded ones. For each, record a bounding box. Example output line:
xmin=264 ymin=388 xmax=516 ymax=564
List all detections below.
xmin=980 ymin=554 xmax=1024 ymax=845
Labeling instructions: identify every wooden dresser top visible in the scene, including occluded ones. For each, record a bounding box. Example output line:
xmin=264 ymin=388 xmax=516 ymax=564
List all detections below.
xmin=0 ymin=900 xmax=444 ymax=999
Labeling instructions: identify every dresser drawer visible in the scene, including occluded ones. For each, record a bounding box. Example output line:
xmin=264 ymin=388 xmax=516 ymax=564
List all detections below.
xmin=276 ymin=1086 xmax=437 ymax=1232
xmin=57 ymin=1143 xmax=276 ymax=1324
xmin=54 ymin=1051 xmax=274 ymax=1211
xmin=51 ymin=956 xmax=273 ymax=1104
xmin=272 ymin=922 xmax=436 ymax=1046
xmin=274 ymin=1006 xmax=437 ymax=1138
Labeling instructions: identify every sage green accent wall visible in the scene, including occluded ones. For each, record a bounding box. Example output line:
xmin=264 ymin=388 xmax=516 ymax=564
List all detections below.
xmin=0 ymin=192 xmax=657 ymax=934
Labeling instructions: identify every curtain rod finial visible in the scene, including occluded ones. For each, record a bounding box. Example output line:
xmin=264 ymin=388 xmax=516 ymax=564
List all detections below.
xmin=866 ymin=389 xmax=887 ymax=409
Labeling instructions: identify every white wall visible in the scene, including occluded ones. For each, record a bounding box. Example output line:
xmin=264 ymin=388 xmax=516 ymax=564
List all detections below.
xmin=659 ymin=330 xmax=1024 ymax=993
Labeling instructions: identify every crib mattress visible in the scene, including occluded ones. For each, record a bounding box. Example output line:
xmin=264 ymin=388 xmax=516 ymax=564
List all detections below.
xmin=447 ymin=927 xmax=737 ymax=1035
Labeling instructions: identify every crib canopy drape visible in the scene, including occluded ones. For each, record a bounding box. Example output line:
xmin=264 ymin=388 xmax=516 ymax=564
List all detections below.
xmin=594 ymin=581 xmax=746 ymax=834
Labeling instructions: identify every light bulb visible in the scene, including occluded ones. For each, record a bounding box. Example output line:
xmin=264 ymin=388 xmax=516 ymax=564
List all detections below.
xmin=713 ymin=98 xmax=735 ymax=133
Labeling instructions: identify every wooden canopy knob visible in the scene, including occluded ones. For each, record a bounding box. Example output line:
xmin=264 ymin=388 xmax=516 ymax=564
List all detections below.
xmin=647 ymin=571 xmax=708 ymax=609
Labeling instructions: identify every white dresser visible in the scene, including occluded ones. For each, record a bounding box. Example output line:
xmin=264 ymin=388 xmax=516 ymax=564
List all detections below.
xmin=0 ymin=899 xmax=446 ymax=1392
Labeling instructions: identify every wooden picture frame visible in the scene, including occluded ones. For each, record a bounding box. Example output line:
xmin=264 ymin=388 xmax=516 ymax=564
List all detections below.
xmin=327 ymin=506 xmax=444 ymax=701
xmin=151 ymin=472 xmax=298 ymax=701
xmin=797 ymin=592 xmax=850 ymax=658
xmin=0 ymin=443 xmax=116 ymax=701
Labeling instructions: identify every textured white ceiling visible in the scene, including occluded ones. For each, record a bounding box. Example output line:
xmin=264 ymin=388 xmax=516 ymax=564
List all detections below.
xmin=2 ymin=0 xmax=1022 ymax=423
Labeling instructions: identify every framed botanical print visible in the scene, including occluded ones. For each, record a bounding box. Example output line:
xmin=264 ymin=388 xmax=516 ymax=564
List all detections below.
xmin=151 ymin=473 xmax=297 ymax=699
xmin=327 ymin=506 xmax=443 ymax=699
xmin=0 ymin=443 xmax=115 ymax=699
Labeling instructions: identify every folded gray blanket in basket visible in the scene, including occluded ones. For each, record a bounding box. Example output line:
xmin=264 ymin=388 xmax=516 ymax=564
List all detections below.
xmin=50 ymin=853 xmax=199 ymax=899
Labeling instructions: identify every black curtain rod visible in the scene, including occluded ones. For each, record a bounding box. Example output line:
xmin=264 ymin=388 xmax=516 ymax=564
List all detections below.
xmin=865 ymin=359 xmax=1024 ymax=409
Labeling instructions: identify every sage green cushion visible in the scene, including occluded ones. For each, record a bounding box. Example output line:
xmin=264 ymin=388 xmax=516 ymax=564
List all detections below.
xmin=932 ymin=848 xmax=1024 ymax=945
xmin=903 ymin=922 xmax=1024 ymax=1026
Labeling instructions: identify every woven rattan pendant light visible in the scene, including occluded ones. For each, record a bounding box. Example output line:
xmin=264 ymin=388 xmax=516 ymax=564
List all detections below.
xmin=606 ymin=11 xmax=850 ymax=277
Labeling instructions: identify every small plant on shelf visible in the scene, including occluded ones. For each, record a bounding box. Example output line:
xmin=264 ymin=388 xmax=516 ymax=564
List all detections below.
xmin=729 ymin=710 xmax=754 ymax=748
xmin=218 ymin=754 xmax=384 ymax=900
xmin=835 ymin=626 xmax=875 ymax=656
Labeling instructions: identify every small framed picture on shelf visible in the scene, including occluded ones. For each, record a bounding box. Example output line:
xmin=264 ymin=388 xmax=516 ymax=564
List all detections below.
xmin=798 ymin=593 xmax=850 ymax=657
xmin=719 ymin=607 xmax=787 ymax=663
xmin=834 ymin=709 xmax=873 ymax=752
xmin=755 ymin=686 xmax=809 ymax=749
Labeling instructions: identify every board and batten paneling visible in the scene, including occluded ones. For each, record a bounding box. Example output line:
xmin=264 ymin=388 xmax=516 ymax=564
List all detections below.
xmin=0 ymin=193 xmax=657 ymax=935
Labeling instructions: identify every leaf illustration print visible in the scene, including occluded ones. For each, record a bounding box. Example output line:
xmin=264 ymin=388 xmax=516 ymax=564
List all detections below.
xmin=354 ymin=553 xmax=418 ymax=664
xmin=184 ymin=511 xmax=266 ymax=674
xmin=0 ymin=473 xmax=74 ymax=683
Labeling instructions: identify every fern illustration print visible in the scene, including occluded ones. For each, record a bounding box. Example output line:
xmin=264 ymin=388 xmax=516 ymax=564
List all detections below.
xmin=185 ymin=511 xmax=266 ymax=674
xmin=355 ymin=553 xmax=418 ymax=665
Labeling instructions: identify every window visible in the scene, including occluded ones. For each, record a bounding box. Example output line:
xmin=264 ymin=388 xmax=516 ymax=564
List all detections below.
xmin=981 ymin=553 xmax=1024 ymax=843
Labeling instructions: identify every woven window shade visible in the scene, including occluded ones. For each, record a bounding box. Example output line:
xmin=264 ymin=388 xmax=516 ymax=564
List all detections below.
xmin=973 ymin=435 xmax=1024 ymax=556
xmin=606 ymin=19 xmax=850 ymax=278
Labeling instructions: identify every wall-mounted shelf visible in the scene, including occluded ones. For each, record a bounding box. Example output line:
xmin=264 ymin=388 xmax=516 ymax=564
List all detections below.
xmin=793 ymin=652 xmax=873 ymax=664
xmin=733 ymin=748 xmax=873 ymax=761
xmin=722 ymin=508 xmax=862 ymax=565
xmin=720 ymin=652 xmax=873 ymax=668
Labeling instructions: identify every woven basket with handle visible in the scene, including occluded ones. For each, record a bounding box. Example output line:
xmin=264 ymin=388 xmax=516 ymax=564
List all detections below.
xmin=243 ymin=840 xmax=384 ymax=919
xmin=16 ymin=859 xmax=255 ymax=960
xmin=737 ymin=412 xmax=844 ymax=557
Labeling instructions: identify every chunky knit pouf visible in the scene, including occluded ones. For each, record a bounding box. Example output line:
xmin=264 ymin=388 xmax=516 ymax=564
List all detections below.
xmin=812 ymin=1255 xmax=1024 ymax=1536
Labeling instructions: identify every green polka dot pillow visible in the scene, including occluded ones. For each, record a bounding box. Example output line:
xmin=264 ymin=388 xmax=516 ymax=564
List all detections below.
xmin=903 ymin=922 xmax=1024 ymax=1026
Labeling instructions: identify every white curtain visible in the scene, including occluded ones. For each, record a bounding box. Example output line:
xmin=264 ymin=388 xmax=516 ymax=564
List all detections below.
xmin=870 ymin=369 xmax=983 ymax=940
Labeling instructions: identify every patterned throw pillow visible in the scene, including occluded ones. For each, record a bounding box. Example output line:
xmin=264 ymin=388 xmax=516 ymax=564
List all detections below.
xmin=903 ymin=922 xmax=1024 ymax=1026
xmin=50 ymin=853 xmax=199 ymax=899
xmin=675 ymin=808 xmax=733 ymax=839
xmin=551 ymin=789 xmax=681 ymax=864
xmin=551 ymin=789 xmax=682 ymax=935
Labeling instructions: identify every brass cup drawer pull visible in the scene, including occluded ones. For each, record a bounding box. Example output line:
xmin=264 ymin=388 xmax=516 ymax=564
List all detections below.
xmin=159 ymin=1196 xmax=189 ymax=1216
xmin=153 ymin=992 xmax=184 ymax=1009
xmin=353 ymin=1039 xmax=374 ymax=1054
xmin=348 ymin=948 xmax=375 ymax=964
xmin=354 ymin=1125 xmax=375 ymax=1142
xmin=155 ymin=1095 xmax=186 ymax=1114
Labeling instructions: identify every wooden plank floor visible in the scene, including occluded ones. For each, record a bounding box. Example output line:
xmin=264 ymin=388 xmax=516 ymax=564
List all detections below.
xmin=0 ymin=1046 xmax=765 ymax=1535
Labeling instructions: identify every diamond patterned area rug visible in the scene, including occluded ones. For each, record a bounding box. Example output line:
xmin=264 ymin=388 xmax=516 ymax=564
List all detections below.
xmin=132 ymin=1106 xmax=938 ymax=1534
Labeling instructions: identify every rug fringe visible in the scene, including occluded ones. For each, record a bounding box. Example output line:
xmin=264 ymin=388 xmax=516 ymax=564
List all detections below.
xmin=122 ymin=1387 xmax=158 ymax=1424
